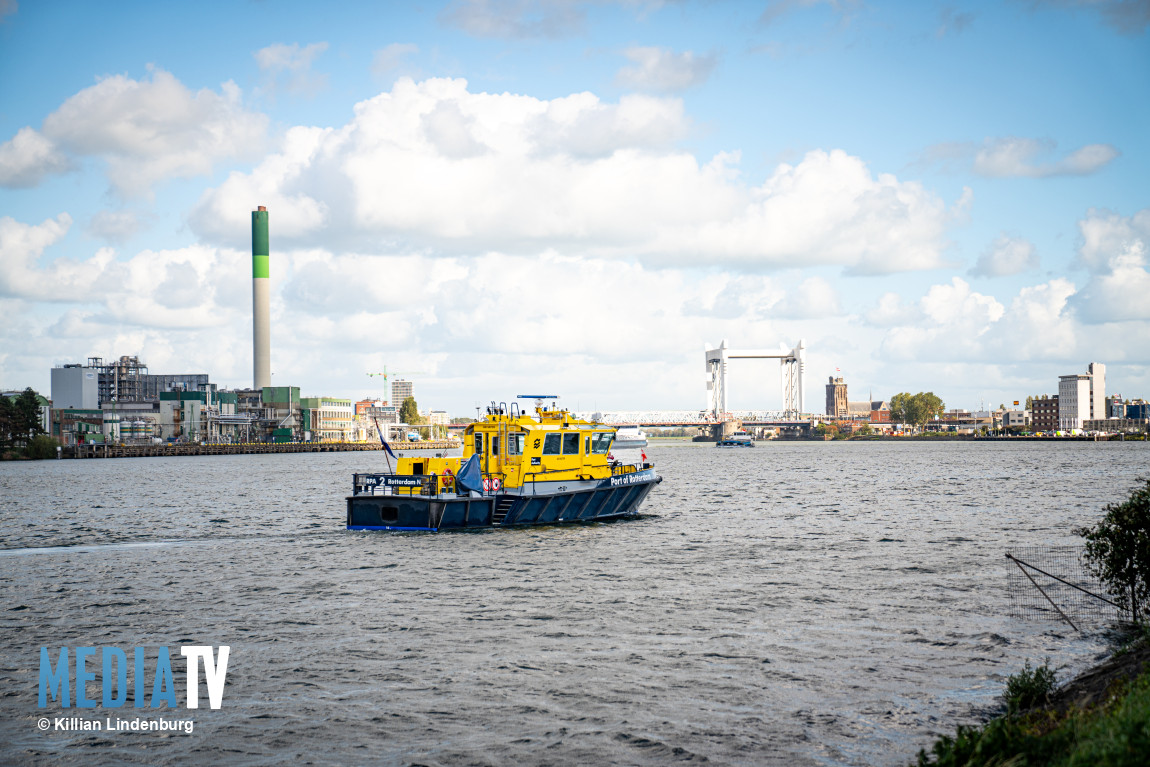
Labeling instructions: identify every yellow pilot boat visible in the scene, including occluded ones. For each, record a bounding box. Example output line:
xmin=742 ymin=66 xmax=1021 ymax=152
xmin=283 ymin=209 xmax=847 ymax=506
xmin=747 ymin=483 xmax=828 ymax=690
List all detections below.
xmin=346 ymin=396 xmax=662 ymax=531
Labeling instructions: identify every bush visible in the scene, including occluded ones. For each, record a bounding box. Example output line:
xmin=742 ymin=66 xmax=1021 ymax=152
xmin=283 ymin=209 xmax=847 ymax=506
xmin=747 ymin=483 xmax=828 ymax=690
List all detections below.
xmin=917 ymin=669 xmax=1150 ymax=767
xmin=1076 ymin=478 xmax=1150 ymax=624
xmin=1004 ymin=658 xmax=1057 ymax=713
xmin=23 ymin=434 xmax=59 ymax=460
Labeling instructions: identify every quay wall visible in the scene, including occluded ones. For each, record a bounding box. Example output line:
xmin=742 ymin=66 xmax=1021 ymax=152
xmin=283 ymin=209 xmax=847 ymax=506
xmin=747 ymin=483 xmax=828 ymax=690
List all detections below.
xmin=64 ymin=440 xmax=460 ymax=459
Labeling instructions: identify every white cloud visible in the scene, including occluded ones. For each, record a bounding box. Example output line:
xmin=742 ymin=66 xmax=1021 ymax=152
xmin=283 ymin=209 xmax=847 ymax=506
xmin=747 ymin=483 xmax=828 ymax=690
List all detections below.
xmin=970 ymin=233 xmax=1039 ymax=277
xmin=771 ymin=276 xmax=842 ymax=318
xmin=438 ymin=0 xmax=586 ymax=38
xmin=190 ymin=77 xmax=962 ymax=275
xmin=920 ymin=137 xmax=1120 ymax=178
xmin=615 ymin=46 xmax=717 ymax=92
xmin=0 ymin=213 xmax=246 ymax=329
xmin=255 ymin=42 xmax=329 ymax=95
xmin=1071 ymin=207 xmax=1150 ymax=323
xmin=1076 ymin=207 xmax=1150 ymax=272
xmin=86 ymin=210 xmax=144 ymax=245
xmin=0 ymin=127 xmax=72 ymax=188
xmin=36 ymin=68 xmax=268 ymax=197
xmin=865 ymin=291 xmax=922 ymax=327
xmin=372 ymin=43 xmax=419 ymax=77
xmin=0 ymin=214 xmax=75 ymax=300
xmin=972 ymin=137 xmax=1120 ymax=178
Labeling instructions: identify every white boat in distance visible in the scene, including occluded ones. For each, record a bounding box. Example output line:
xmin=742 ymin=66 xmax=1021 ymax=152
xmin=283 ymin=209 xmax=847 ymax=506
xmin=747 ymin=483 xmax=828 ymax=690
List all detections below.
xmin=613 ymin=426 xmax=648 ymax=449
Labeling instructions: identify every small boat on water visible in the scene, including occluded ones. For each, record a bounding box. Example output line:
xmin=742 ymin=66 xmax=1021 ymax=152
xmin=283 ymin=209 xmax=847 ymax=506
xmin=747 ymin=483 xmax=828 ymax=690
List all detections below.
xmin=717 ymin=429 xmax=754 ymax=448
xmin=612 ymin=426 xmax=648 ymax=449
xmin=347 ymin=397 xmax=662 ymax=531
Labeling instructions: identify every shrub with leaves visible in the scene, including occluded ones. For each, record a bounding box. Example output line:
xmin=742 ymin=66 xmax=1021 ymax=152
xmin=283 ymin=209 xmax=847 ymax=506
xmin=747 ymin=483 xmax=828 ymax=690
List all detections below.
xmin=23 ymin=435 xmax=59 ymax=460
xmin=1076 ymin=479 xmax=1150 ymax=624
xmin=1003 ymin=658 xmax=1057 ymax=713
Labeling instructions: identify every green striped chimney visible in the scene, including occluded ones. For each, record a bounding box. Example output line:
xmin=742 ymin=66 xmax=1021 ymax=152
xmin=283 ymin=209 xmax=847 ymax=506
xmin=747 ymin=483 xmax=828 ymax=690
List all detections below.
xmin=252 ymin=206 xmax=271 ymax=390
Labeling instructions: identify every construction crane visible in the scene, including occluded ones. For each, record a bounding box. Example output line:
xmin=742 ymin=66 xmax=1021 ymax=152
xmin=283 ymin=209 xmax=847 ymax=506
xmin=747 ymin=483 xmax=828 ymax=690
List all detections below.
xmin=366 ymin=366 xmax=427 ymax=381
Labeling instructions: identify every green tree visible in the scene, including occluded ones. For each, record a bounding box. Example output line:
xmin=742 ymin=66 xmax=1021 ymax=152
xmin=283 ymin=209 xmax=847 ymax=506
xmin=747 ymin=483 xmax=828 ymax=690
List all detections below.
xmin=889 ymin=392 xmax=945 ymax=429
xmin=1076 ymin=478 xmax=1150 ymax=623
xmin=0 ymin=396 xmax=17 ymax=449
xmin=1 ymin=388 xmax=45 ymax=449
xmin=815 ymin=422 xmax=839 ymax=438
xmin=916 ymin=392 xmax=945 ymax=427
xmin=889 ymin=392 xmax=912 ymax=426
xmin=398 ymin=396 xmax=422 ymax=425
xmin=15 ymin=388 xmax=45 ymax=441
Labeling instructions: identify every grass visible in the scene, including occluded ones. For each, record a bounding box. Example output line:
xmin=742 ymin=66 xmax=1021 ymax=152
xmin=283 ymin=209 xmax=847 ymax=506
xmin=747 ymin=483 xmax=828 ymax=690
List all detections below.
xmin=916 ymin=656 xmax=1150 ymax=766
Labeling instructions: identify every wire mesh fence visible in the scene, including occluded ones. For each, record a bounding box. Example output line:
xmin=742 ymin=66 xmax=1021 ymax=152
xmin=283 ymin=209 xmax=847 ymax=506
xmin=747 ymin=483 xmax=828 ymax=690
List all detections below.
xmin=1005 ymin=545 xmax=1130 ymax=629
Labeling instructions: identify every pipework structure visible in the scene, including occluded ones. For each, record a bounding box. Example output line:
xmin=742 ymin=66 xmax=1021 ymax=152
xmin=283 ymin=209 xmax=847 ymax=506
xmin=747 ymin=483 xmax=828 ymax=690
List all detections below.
xmin=705 ymin=339 xmax=807 ymax=420
xmin=252 ymin=206 xmax=271 ymax=391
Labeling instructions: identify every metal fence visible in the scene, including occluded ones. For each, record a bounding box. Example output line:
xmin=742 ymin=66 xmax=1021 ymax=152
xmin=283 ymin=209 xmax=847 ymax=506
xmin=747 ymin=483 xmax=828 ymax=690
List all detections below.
xmin=1005 ymin=546 xmax=1129 ymax=630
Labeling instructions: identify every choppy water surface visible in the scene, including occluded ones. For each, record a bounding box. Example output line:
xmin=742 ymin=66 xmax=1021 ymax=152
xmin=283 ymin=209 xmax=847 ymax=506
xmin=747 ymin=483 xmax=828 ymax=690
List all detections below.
xmin=1 ymin=441 xmax=1146 ymax=765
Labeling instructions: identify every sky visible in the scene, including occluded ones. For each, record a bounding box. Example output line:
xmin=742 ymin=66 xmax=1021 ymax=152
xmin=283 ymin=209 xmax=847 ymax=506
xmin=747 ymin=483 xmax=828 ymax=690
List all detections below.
xmin=1 ymin=0 xmax=1148 ymax=415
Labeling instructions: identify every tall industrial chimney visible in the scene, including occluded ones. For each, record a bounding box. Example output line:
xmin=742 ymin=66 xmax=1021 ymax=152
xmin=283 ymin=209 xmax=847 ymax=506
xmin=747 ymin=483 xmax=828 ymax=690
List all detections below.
xmin=251 ymin=206 xmax=271 ymax=390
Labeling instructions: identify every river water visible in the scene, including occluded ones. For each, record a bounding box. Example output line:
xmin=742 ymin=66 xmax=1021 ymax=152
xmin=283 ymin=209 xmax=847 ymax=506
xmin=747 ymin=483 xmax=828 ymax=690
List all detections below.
xmin=0 ymin=440 xmax=1145 ymax=765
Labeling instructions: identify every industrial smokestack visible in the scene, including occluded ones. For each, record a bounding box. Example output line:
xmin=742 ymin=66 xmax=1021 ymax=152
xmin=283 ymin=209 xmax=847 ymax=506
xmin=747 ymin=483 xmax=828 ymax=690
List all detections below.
xmin=252 ymin=206 xmax=271 ymax=391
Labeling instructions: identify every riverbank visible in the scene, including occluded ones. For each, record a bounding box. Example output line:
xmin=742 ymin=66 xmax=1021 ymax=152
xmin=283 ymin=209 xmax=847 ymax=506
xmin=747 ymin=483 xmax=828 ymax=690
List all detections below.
xmin=917 ymin=632 xmax=1150 ymax=765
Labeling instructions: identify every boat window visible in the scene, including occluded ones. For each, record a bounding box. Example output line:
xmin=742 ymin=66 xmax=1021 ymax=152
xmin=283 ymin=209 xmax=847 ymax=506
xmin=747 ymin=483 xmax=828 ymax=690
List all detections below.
xmin=562 ymin=433 xmax=580 ymax=455
xmin=492 ymin=435 xmax=500 ymax=456
xmin=585 ymin=436 xmax=590 ymax=454
xmin=474 ymin=433 xmax=483 ymax=455
xmin=508 ymin=433 xmax=524 ymax=456
xmin=542 ymin=433 xmax=562 ymax=455
xmin=591 ymin=432 xmax=613 ymax=454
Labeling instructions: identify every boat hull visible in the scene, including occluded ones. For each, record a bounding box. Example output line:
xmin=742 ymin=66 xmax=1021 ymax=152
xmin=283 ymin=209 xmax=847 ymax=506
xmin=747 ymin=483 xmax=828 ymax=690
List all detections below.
xmin=347 ymin=469 xmax=661 ymax=531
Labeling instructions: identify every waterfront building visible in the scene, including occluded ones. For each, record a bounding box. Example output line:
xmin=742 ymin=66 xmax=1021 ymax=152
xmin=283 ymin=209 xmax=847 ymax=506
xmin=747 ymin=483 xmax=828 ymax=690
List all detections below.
xmin=1031 ymin=395 xmax=1058 ymax=431
xmin=1001 ymin=409 xmax=1031 ymax=429
xmin=391 ymin=379 xmax=414 ymax=406
xmin=1058 ymin=362 xmax=1105 ymax=431
xmin=1084 ymin=417 xmax=1149 ymax=434
xmin=49 ymin=409 xmax=105 ymax=445
xmin=423 ymin=410 xmax=450 ymax=426
xmin=301 ymin=397 xmax=354 ymax=441
xmin=50 ymin=364 xmax=99 ymax=409
xmin=51 ymin=355 xmax=214 ymax=407
xmin=825 ymin=376 xmax=847 ymax=417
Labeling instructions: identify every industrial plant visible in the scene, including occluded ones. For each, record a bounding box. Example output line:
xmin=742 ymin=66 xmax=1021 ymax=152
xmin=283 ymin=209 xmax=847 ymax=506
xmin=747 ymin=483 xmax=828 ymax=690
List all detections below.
xmin=42 ymin=207 xmax=437 ymax=449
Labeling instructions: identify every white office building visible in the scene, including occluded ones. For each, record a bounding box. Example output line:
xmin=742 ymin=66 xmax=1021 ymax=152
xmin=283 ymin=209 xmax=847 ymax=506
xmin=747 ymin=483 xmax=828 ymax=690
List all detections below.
xmin=1058 ymin=362 xmax=1105 ymax=431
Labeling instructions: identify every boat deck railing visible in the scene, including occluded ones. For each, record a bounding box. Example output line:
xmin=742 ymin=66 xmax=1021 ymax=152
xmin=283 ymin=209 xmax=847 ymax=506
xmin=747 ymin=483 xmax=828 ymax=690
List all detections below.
xmin=353 ymin=462 xmax=655 ymax=498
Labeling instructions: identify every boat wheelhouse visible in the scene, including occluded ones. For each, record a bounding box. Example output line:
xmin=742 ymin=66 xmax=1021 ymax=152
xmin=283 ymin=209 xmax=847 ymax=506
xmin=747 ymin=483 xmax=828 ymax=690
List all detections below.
xmin=717 ymin=429 xmax=754 ymax=448
xmin=347 ymin=397 xmax=662 ymax=531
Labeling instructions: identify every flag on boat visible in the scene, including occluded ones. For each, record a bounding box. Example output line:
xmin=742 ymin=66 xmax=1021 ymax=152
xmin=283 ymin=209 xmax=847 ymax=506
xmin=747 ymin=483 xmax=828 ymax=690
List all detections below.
xmin=455 ymin=454 xmax=483 ymax=494
xmin=374 ymin=419 xmax=396 ymax=459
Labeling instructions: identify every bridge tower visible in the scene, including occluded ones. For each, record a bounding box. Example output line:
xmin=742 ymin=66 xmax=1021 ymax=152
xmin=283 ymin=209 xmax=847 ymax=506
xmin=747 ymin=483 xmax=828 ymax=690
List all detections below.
xmin=705 ymin=339 xmax=807 ymax=420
